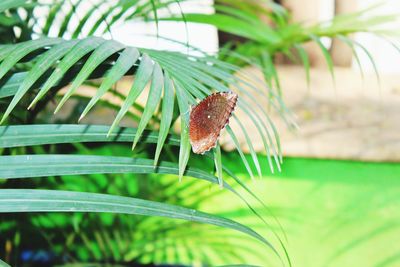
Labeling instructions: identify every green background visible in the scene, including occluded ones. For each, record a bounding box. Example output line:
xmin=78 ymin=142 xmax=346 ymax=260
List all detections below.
xmin=199 ymin=156 xmax=400 ymax=266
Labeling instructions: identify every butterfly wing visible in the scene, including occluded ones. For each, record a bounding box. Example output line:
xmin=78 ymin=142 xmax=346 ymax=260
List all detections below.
xmin=189 ymin=92 xmax=238 ymax=154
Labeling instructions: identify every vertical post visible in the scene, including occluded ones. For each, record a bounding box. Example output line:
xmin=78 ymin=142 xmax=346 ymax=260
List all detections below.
xmin=330 ymin=0 xmax=358 ymax=67
xmin=280 ymin=0 xmax=328 ymax=67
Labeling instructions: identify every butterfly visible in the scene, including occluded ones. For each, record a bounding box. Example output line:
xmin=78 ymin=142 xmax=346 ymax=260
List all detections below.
xmin=189 ymin=91 xmax=238 ymax=154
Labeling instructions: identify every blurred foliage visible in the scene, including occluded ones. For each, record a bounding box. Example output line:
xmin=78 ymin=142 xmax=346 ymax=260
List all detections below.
xmin=160 ymin=0 xmax=399 ymax=95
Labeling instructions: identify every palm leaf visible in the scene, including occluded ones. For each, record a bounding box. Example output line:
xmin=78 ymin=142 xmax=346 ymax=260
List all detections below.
xmin=293 ymin=44 xmax=311 ymax=88
xmin=106 ymin=0 xmax=142 ymax=32
xmin=0 ymin=124 xmax=274 ymax=218
xmin=132 ymin=62 xmax=163 ymax=150
xmin=39 ymin=0 xmax=163 ymax=39
xmin=0 ymin=189 xmax=275 ymax=252
xmin=0 ymin=72 xmax=30 ymax=98
xmin=42 ymin=0 xmax=63 ymax=35
xmin=54 ymin=40 xmax=126 ymax=113
xmin=175 ymin=83 xmax=192 ymax=181
xmin=337 ymin=35 xmax=364 ymax=80
xmin=70 ymin=0 xmax=106 ymax=38
xmin=0 ymin=151 xmax=283 ymax=260
xmin=0 ymin=259 xmax=10 ymax=267
xmin=161 ymin=13 xmax=281 ymax=45
xmin=0 ymin=0 xmax=30 ymax=13
xmin=154 ymin=71 xmax=174 ymax=166
xmin=214 ymin=143 xmax=223 ymax=188
xmin=260 ymin=50 xmax=281 ymax=95
xmin=0 ymin=123 xmax=286 ymax=240
xmin=199 ymin=56 xmax=285 ymax=168
xmin=79 ymin=47 xmax=140 ymax=121
xmin=2 ymin=40 xmax=79 ymax=121
xmin=0 ymin=45 xmax=17 ymax=61
xmin=226 ymin=126 xmax=255 ymax=180
xmin=349 ymin=37 xmax=381 ymax=86
xmin=0 ymin=38 xmax=62 ymax=82
xmin=57 ymin=0 xmax=85 ymax=37
xmin=144 ymin=48 xmax=282 ymax=174
xmin=107 ymin=53 xmax=154 ymax=136
xmin=0 ymin=155 xmax=228 ymax=186
xmin=233 ymin=115 xmax=262 ymax=178
xmin=0 ymin=37 xmax=283 ymax=179
xmin=310 ymin=35 xmax=336 ymax=87
xmin=86 ymin=1 xmax=115 ymax=37
xmin=0 ymin=124 xmax=179 ymax=148
xmin=28 ymin=37 xmax=106 ymax=109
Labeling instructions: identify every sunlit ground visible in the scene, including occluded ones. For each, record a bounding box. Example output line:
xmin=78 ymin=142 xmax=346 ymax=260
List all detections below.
xmin=198 ymin=155 xmax=400 ymax=267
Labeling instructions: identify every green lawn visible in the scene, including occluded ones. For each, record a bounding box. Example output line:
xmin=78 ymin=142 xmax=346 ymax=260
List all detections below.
xmin=200 ymin=156 xmax=400 ymax=266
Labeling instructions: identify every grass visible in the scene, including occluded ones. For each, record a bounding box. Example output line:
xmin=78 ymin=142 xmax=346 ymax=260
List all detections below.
xmin=201 ymin=154 xmax=400 ymax=266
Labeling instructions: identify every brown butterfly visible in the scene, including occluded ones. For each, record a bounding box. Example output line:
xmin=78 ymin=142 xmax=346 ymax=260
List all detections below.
xmin=189 ymin=91 xmax=238 ymax=154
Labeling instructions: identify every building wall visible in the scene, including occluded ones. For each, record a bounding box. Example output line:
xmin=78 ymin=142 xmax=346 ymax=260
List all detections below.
xmin=283 ymin=0 xmax=400 ymax=73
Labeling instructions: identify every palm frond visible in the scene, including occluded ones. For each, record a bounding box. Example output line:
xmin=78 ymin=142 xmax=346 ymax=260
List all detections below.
xmin=0 ymin=0 xmax=288 ymax=176
xmin=131 ymin=61 xmax=163 ymax=150
xmin=78 ymin=46 xmax=140 ymax=121
xmin=6 ymin=39 xmax=79 ymax=112
xmin=0 ymin=135 xmax=284 ymax=264
xmin=349 ymin=37 xmax=381 ymax=86
xmin=34 ymin=0 xmax=168 ymax=38
xmin=214 ymin=143 xmax=223 ymax=188
xmin=290 ymin=44 xmax=309 ymax=89
xmin=174 ymin=83 xmax=192 ymax=181
xmin=0 ymin=189 xmax=274 ymax=250
xmin=0 ymin=258 xmax=10 ymax=267
xmin=27 ymin=37 xmax=106 ymax=109
xmin=0 ymin=38 xmax=62 ymax=81
xmin=0 ymin=155 xmax=229 ymax=187
xmin=0 ymin=124 xmax=178 ymax=148
xmin=0 ymin=37 xmax=284 ymax=177
xmin=154 ymin=71 xmax=174 ymax=166
xmin=309 ymin=35 xmax=336 ymax=86
xmin=0 ymin=0 xmax=33 ymax=13
xmin=0 ymin=125 xmax=265 ymax=231
xmin=54 ymin=40 xmax=126 ymax=113
xmin=106 ymin=53 xmax=154 ymax=136
xmin=144 ymin=48 xmax=284 ymax=172
xmin=337 ymin=35 xmax=364 ymax=80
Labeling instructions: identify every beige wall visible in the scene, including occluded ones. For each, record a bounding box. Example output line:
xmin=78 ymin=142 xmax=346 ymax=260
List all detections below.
xmin=281 ymin=0 xmax=357 ymax=67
